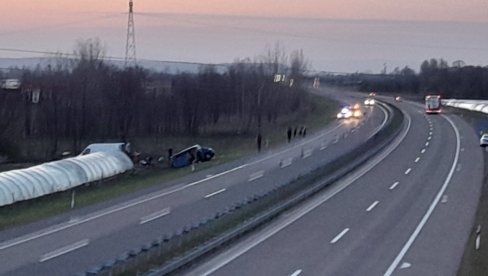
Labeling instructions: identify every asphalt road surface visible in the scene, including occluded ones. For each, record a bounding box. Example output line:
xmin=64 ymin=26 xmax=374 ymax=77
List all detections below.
xmin=0 ymin=91 xmax=388 ymax=275
xmin=186 ymin=97 xmax=483 ymax=276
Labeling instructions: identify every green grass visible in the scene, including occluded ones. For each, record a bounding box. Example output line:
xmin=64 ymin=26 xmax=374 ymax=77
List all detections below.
xmin=0 ymin=93 xmax=340 ymax=230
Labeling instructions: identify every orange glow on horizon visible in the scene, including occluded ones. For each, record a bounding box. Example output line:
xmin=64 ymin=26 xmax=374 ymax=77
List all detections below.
xmin=1 ymin=0 xmax=488 ymax=30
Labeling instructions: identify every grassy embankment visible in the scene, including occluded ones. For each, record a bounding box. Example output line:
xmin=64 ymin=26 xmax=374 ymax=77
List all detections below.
xmin=0 ymin=92 xmax=339 ymax=230
xmin=455 ymin=107 xmax=488 ymax=276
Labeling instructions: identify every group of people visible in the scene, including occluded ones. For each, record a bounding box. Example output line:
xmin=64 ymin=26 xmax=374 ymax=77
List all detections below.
xmin=287 ymin=126 xmax=307 ymax=142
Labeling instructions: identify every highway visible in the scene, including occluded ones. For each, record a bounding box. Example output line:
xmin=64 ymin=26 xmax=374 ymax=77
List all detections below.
xmin=0 ymin=91 xmax=388 ymax=275
xmin=186 ymin=96 xmax=484 ymax=276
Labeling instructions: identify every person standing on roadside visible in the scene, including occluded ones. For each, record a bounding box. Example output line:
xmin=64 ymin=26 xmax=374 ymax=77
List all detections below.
xmin=257 ymin=133 xmax=262 ymax=152
xmin=167 ymin=148 xmax=173 ymax=166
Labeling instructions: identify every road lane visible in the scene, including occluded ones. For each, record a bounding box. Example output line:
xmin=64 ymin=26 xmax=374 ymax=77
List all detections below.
xmin=0 ymin=96 xmax=389 ymax=275
xmin=187 ymin=98 xmax=482 ymax=276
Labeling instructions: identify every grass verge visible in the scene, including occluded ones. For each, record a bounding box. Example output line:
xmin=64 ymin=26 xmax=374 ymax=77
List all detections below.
xmin=454 ymin=108 xmax=488 ymax=276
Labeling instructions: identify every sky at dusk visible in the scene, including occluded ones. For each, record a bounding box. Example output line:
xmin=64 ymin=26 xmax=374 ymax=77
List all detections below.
xmin=1 ymin=1 xmax=488 ymax=72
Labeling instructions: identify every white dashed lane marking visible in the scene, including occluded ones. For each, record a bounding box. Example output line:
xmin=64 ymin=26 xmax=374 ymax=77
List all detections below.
xmin=204 ymin=188 xmax=227 ymax=199
xmin=290 ymin=269 xmax=302 ymax=276
xmin=139 ymin=208 xmax=171 ymax=224
xmin=366 ymin=201 xmax=379 ymax=212
xmin=248 ymin=171 xmax=264 ymax=182
xmin=331 ymin=228 xmax=350 ymax=244
xmin=390 ymin=181 xmax=400 ymax=190
xmin=40 ymin=239 xmax=90 ymax=262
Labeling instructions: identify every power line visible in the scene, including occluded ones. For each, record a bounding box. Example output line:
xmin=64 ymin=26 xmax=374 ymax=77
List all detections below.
xmin=0 ymin=47 xmax=228 ymax=67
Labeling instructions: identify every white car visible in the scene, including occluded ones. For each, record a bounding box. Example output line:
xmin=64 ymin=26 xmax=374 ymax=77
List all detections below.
xmin=337 ymin=107 xmax=352 ymax=119
xmin=480 ymin=134 xmax=488 ymax=147
xmin=364 ymin=98 xmax=375 ymax=106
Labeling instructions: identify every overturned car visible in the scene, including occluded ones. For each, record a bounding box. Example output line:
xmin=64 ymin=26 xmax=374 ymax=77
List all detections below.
xmin=170 ymin=144 xmax=215 ymax=168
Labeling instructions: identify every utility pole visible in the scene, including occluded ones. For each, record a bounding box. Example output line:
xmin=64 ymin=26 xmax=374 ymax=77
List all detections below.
xmin=125 ymin=0 xmax=137 ymax=67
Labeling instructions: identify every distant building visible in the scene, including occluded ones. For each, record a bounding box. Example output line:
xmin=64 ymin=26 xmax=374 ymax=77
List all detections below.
xmin=0 ymin=79 xmax=21 ymax=90
xmin=144 ymin=79 xmax=173 ymax=97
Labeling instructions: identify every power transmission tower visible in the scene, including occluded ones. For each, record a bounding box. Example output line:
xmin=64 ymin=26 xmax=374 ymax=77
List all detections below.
xmin=125 ymin=0 xmax=137 ymax=67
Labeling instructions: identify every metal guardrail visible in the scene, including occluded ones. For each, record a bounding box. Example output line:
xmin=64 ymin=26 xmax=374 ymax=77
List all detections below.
xmin=81 ymin=102 xmax=404 ymax=276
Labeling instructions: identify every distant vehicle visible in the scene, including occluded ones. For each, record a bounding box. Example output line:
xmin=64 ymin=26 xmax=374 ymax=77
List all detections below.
xmin=337 ymin=104 xmax=362 ymax=119
xmin=369 ymin=92 xmax=377 ymax=97
xmin=364 ymin=98 xmax=375 ymax=106
xmin=337 ymin=107 xmax=352 ymax=119
xmin=480 ymin=134 xmax=488 ymax=147
xmin=425 ymin=95 xmax=442 ymax=114
xmin=351 ymin=103 xmax=362 ymax=117
xmin=80 ymin=143 xmax=131 ymax=156
xmin=170 ymin=144 xmax=215 ymax=168
xmin=1 ymin=79 xmax=21 ymax=90
xmin=395 ymin=96 xmax=402 ymax=102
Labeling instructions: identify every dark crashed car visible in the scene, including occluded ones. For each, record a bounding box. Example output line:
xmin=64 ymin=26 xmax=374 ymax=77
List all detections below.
xmin=170 ymin=144 xmax=215 ymax=168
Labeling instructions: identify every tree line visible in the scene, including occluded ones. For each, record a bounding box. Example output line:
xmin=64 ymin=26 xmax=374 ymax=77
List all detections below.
xmin=0 ymin=40 xmax=312 ymax=161
xmin=357 ymin=58 xmax=488 ymax=98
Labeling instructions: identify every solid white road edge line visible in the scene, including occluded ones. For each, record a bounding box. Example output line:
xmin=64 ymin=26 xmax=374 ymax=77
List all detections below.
xmin=383 ymin=114 xmax=460 ymax=276
xmin=191 ymin=109 xmax=411 ymax=276
xmin=39 ymin=239 xmax=89 ymax=262
xmin=366 ymin=201 xmax=380 ymax=212
xmin=204 ymin=188 xmax=227 ymax=199
xmin=139 ymin=208 xmax=171 ymax=224
xmin=331 ymin=228 xmax=350 ymax=244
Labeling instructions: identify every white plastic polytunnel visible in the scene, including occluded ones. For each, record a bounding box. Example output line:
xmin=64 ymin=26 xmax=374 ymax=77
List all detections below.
xmin=442 ymin=99 xmax=488 ymax=115
xmin=0 ymin=143 xmax=133 ymax=207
